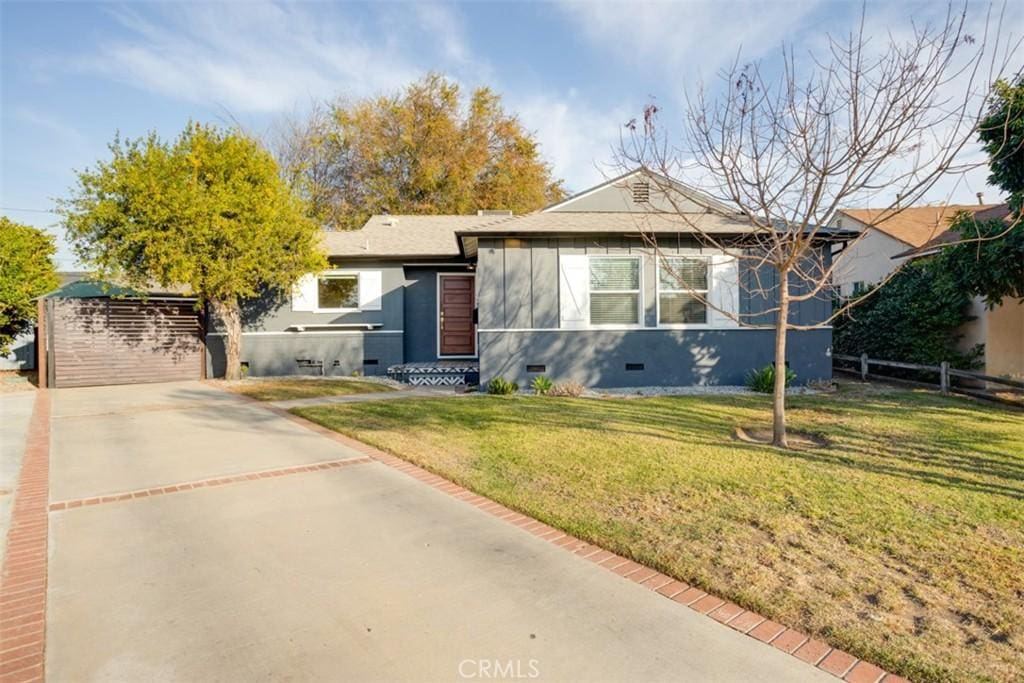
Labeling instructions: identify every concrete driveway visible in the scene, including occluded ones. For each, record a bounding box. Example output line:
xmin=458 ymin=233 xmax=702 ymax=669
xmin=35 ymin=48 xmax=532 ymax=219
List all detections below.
xmin=44 ymin=381 xmax=832 ymax=682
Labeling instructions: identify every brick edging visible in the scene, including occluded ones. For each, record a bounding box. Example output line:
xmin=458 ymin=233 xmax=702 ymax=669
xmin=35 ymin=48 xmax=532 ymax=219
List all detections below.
xmin=0 ymin=390 xmax=51 ymax=683
xmin=215 ymin=386 xmax=908 ymax=683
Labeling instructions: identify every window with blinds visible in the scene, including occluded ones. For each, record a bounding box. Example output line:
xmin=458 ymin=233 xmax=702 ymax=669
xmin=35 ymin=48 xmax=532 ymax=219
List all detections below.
xmin=658 ymin=256 xmax=709 ymax=324
xmin=589 ymin=256 xmax=641 ymax=325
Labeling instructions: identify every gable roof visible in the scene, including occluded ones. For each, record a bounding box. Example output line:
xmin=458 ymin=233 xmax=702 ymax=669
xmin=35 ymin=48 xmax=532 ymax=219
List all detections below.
xmin=891 ymin=203 xmax=1013 ymax=260
xmin=457 ymin=211 xmax=751 ymax=235
xmin=322 ymin=214 xmax=513 ymax=258
xmin=838 ymin=204 xmax=1002 ymax=248
xmin=541 ymin=168 xmax=737 ymax=216
xmin=326 ymin=171 xmax=849 ymax=257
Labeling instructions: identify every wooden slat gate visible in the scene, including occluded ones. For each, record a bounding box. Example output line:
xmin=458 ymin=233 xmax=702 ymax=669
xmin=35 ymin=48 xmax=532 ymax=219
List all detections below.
xmin=50 ymin=298 xmax=202 ymax=388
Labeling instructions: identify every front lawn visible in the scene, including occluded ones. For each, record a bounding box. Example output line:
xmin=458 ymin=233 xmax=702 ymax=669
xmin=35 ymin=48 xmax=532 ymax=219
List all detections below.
xmin=220 ymin=377 xmax=394 ymax=402
xmin=293 ymin=384 xmax=1023 ymax=682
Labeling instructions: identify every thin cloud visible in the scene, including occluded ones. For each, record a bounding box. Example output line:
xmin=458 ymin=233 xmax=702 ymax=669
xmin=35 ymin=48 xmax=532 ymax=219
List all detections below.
xmin=75 ymin=2 xmax=427 ymax=113
xmin=514 ymin=91 xmax=632 ymax=191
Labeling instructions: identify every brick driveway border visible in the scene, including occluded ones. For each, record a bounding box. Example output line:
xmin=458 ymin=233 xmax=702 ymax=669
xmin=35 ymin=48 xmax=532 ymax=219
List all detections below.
xmin=0 ymin=390 xmax=50 ymax=683
xmin=222 ymin=388 xmax=908 ymax=683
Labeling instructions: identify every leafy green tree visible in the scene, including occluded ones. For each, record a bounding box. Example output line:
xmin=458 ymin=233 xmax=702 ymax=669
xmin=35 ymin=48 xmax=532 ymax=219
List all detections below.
xmin=978 ymin=76 xmax=1024 ymax=212
xmin=834 ymin=258 xmax=982 ymax=368
xmin=943 ymin=214 xmax=1023 ymax=306
xmin=0 ymin=218 xmax=60 ymax=355
xmin=59 ymin=123 xmax=326 ymax=380
xmin=277 ymin=74 xmax=566 ymax=230
xmin=942 ymin=76 xmax=1024 ymax=307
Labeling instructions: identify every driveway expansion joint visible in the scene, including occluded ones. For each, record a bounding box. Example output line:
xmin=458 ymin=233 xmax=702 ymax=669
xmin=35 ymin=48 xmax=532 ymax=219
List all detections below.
xmin=215 ymin=384 xmax=908 ymax=683
xmin=48 ymin=456 xmax=374 ymax=511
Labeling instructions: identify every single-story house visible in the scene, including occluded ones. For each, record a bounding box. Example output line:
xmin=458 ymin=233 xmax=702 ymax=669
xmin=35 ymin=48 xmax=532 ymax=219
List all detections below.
xmin=831 ymin=203 xmax=1022 ymax=378
xmin=207 ymin=170 xmax=838 ymax=388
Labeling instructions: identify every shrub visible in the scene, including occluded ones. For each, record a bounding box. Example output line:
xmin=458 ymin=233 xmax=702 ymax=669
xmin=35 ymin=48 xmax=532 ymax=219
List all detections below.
xmin=530 ymin=375 xmax=553 ymax=395
xmin=548 ymin=380 xmax=585 ymax=397
xmin=833 ymin=257 xmax=983 ymax=370
xmin=487 ymin=377 xmax=519 ymax=395
xmin=746 ymin=364 xmax=796 ymax=393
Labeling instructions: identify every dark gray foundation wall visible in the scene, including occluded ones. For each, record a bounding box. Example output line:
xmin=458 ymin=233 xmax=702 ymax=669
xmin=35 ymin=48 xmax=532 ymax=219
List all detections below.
xmin=479 ymin=328 xmax=832 ymax=388
xmin=206 ymin=332 xmax=403 ymax=378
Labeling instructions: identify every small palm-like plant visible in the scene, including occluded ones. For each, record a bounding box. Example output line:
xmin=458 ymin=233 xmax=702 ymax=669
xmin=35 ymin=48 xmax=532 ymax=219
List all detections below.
xmin=487 ymin=377 xmax=519 ymax=395
xmin=531 ymin=375 xmax=553 ymax=395
xmin=746 ymin=364 xmax=796 ymax=394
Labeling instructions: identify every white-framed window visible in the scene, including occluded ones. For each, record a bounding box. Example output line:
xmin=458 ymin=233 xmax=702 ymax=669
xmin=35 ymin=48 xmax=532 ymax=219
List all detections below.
xmin=316 ymin=274 xmax=359 ymax=310
xmin=658 ymin=256 xmax=709 ymax=325
xmin=292 ymin=270 xmax=382 ymax=313
xmin=589 ymin=256 xmax=642 ymax=326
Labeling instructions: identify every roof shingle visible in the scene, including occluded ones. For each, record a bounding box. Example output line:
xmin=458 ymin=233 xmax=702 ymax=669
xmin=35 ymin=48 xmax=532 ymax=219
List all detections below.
xmin=839 ymin=204 xmax=1002 ymax=248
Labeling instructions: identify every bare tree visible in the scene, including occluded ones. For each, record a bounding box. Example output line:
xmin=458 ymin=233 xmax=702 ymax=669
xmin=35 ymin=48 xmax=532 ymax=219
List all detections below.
xmin=617 ymin=5 xmax=1015 ymax=447
xmin=272 ymin=99 xmax=351 ymax=230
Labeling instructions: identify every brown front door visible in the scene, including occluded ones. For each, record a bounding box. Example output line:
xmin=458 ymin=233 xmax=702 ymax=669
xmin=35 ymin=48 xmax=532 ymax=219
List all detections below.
xmin=439 ymin=275 xmax=476 ymax=357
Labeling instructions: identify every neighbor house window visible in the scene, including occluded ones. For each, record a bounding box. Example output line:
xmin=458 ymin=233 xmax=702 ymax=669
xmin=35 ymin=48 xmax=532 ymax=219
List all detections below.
xmin=317 ymin=274 xmax=359 ymax=310
xmin=658 ymin=256 xmax=708 ymax=325
xmin=589 ymin=256 xmax=641 ymax=325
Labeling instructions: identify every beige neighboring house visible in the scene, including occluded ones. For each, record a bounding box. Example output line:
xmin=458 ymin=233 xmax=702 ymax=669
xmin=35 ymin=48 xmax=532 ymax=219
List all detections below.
xmin=832 ymin=203 xmax=1023 ymax=378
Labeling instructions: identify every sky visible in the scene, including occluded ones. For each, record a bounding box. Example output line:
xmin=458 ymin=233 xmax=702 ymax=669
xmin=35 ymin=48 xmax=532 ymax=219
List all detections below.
xmin=1 ymin=0 xmax=1020 ymax=269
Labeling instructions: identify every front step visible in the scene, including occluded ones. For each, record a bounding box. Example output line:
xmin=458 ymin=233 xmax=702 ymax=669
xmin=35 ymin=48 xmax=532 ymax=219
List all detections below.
xmin=387 ymin=362 xmax=480 ymax=387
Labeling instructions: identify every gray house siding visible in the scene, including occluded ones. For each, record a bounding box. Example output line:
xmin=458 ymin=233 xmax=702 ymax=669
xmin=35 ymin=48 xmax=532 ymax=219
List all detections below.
xmin=740 ymin=250 xmax=833 ymax=326
xmin=209 ymin=261 xmax=407 ymax=333
xmin=205 ymin=260 xmax=481 ymax=377
xmin=402 ymin=265 xmax=476 ymax=363
xmin=477 ymin=236 xmax=832 ymax=330
xmin=480 ymin=328 xmax=831 ymax=388
xmin=475 ymin=236 xmax=833 ymax=388
xmin=206 ymin=331 xmax=402 ymax=378
xmin=547 ymin=178 xmax=706 ymax=214
xmin=206 ymin=260 xmax=407 ymax=377
xmin=1 ymin=331 xmax=35 ymax=370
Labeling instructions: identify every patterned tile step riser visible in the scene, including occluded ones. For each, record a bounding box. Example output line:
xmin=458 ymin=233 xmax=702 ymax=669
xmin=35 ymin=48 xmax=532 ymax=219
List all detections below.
xmin=387 ymin=363 xmax=480 ymax=386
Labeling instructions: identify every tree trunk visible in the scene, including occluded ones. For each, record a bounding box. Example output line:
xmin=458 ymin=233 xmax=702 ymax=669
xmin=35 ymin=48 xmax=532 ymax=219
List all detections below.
xmin=772 ymin=270 xmax=790 ymax=448
xmin=211 ymin=298 xmax=243 ymax=380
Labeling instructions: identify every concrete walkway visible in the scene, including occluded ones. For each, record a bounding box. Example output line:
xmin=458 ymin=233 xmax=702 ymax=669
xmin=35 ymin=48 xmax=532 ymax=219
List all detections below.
xmin=0 ymin=391 xmax=35 ymax=567
xmin=44 ymin=381 xmax=831 ymax=682
xmin=269 ymin=385 xmax=469 ymax=410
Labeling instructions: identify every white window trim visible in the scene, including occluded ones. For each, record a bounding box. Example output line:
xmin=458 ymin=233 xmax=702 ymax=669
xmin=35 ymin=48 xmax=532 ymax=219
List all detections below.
xmin=656 ymin=255 xmax=712 ymax=329
xmin=588 ymin=255 xmax=644 ymax=328
xmin=314 ymin=270 xmax=361 ymax=313
xmin=436 ymin=272 xmax=478 ymax=359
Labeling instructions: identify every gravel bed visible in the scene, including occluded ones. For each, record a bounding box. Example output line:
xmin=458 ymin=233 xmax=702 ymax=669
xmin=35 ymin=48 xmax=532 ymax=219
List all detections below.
xmin=218 ymin=374 xmax=406 ymax=390
xmin=583 ymin=385 xmax=823 ymax=398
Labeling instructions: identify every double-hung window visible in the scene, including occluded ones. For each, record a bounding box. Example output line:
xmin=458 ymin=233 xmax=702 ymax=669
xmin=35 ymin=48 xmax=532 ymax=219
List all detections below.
xmin=317 ymin=274 xmax=359 ymax=310
xmin=589 ymin=256 xmax=641 ymax=326
xmin=658 ymin=256 xmax=709 ymax=325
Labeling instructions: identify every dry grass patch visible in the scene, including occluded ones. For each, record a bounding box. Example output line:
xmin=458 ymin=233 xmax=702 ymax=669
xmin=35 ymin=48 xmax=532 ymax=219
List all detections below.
xmin=294 ymin=383 xmax=1023 ymax=682
xmin=218 ymin=376 xmax=394 ymax=402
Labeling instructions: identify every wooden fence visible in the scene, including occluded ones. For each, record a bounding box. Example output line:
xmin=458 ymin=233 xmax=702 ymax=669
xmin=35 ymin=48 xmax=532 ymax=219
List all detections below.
xmin=832 ymin=353 xmax=1024 ymax=404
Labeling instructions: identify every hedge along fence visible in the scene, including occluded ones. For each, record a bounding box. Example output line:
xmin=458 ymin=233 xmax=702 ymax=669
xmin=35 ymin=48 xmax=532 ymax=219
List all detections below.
xmin=833 ymin=353 xmax=1024 ymax=407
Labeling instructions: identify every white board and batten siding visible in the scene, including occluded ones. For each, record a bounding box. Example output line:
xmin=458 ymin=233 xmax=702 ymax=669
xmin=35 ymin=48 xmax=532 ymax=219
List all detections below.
xmin=558 ymin=254 xmax=590 ymax=329
xmin=708 ymin=254 xmax=740 ymax=328
xmin=558 ymin=252 xmax=740 ymax=329
xmin=291 ymin=270 xmax=383 ymax=312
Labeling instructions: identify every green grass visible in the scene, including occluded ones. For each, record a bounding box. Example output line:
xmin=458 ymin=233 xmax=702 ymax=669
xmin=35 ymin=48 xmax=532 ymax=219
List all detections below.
xmin=293 ymin=383 xmax=1024 ymax=682
xmin=222 ymin=377 xmax=394 ymax=402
